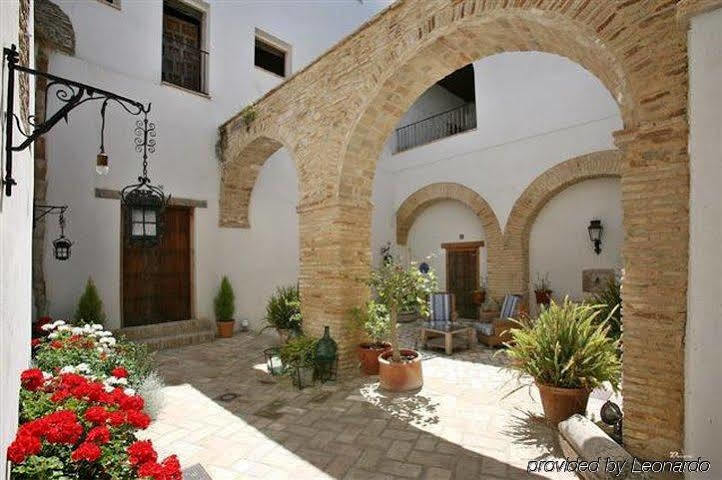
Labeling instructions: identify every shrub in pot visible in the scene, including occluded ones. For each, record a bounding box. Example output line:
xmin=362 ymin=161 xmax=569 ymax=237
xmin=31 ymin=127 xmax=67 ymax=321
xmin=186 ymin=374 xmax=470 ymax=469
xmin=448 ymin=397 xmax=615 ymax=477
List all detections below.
xmin=263 ymin=285 xmax=302 ymax=343
xmin=505 ymin=297 xmax=621 ymax=426
xmin=279 ymin=335 xmax=318 ymax=389
xmin=533 ymin=272 xmax=553 ymax=308
xmin=214 ymin=276 xmax=235 ymax=338
xmin=350 ymin=300 xmax=391 ymax=375
xmin=590 ymin=277 xmax=622 ymax=345
xmin=74 ymin=277 xmax=106 ymax=326
xmin=365 ymin=260 xmax=436 ymax=391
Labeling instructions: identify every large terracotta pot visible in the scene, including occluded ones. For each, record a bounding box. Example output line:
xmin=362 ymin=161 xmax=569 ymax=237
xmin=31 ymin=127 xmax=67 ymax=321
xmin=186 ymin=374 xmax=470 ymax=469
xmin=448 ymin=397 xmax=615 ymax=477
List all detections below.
xmin=379 ymin=349 xmax=423 ymax=392
xmin=217 ymin=320 xmax=234 ymax=338
xmin=535 ymin=290 xmax=553 ymax=307
xmin=536 ymin=382 xmax=591 ymax=426
xmin=357 ymin=342 xmax=391 ymax=375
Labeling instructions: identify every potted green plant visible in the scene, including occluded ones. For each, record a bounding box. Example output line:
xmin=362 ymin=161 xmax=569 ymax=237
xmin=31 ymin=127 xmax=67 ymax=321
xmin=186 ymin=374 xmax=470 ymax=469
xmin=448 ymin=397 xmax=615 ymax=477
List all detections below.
xmin=350 ymin=300 xmax=391 ymax=375
xmin=214 ymin=276 xmax=235 ymax=338
xmin=533 ymin=272 xmax=553 ymax=308
xmin=472 ymin=276 xmax=487 ymax=306
xmin=505 ymin=297 xmax=621 ymax=425
xmin=590 ymin=277 xmax=622 ymax=344
xmin=279 ymin=335 xmax=318 ymax=389
xmin=263 ymin=285 xmax=302 ymax=343
xmin=365 ymin=260 xmax=436 ymax=391
xmin=74 ymin=277 xmax=106 ymax=326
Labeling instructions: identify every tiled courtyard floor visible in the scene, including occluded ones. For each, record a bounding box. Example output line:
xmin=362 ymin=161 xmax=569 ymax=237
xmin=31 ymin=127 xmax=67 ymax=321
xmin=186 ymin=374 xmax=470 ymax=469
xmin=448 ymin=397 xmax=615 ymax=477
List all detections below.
xmin=143 ymin=321 xmax=612 ymax=479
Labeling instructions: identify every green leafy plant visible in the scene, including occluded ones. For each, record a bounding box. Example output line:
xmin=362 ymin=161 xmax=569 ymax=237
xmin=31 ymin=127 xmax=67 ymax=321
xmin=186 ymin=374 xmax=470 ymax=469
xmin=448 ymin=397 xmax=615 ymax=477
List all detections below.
xmin=364 ymin=260 xmax=436 ymax=362
xmin=264 ymin=285 xmax=302 ymax=332
xmin=505 ymin=297 xmax=621 ymax=391
xmin=279 ymin=336 xmax=318 ymax=367
xmin=214 ymin=276 xmax=236 ymax=322
xmin=350 ymin=300 xmax=390 ymax=347
xmin=240 ymin=104 xmax=257 ymax=127
xmin=590 ymin=278 xmax=622 ymax=342
xmin=73 ymin=277 xmax=106 ymax=326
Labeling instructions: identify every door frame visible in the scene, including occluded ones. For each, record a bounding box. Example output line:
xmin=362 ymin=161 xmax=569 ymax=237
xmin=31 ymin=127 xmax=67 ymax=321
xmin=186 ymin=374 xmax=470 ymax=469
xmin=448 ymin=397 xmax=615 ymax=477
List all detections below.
xmin=119 ymin=204 xmax=196 ymax=328
xmin=441 ymin=240 xmax=484 ymax=302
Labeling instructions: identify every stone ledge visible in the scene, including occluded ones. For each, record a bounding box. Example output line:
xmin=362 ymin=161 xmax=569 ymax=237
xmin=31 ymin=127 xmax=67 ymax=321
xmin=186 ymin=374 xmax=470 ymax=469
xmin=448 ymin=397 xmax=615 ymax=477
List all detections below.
xmin=558 ymin=414 xmax=649 ymax=480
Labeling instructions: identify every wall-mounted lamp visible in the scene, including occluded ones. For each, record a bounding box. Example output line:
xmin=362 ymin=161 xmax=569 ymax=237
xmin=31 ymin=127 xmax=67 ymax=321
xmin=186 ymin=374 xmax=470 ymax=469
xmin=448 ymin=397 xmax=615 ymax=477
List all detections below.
xmin=34 ymin=205 xmax=73 ymax=261
xmin=587 ymin=219 xmax=603 ymax=255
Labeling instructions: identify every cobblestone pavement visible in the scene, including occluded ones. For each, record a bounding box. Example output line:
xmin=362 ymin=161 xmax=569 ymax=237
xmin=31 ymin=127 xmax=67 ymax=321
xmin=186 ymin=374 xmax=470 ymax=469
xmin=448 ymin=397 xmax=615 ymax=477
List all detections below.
xmin=143 ymin=321 xmax=610 ymax=479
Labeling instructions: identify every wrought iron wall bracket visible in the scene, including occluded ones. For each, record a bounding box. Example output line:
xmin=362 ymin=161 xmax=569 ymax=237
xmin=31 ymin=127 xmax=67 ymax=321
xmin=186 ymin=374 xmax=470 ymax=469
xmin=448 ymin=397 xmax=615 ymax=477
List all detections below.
xmin=33 ymin=204 xmax=67 ymax=228
xmin=2 ymin=44 xmax=153 ymax=197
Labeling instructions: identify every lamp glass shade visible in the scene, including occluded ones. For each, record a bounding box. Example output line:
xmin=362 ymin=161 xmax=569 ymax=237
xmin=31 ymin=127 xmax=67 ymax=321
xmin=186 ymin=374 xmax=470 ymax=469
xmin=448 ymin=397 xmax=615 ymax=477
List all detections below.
xmin=96 ymin=153 xmax=109 ymax=175
xmin=587 ymin=220 xmax=603 ymax=242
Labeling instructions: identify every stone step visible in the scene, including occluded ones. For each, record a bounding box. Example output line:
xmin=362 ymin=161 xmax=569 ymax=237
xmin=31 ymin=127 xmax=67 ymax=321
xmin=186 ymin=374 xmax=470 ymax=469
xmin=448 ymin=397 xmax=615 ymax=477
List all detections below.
xmin=114 ymin=318 xmax=214 ymax=341
xmin=136 ymin=330 xmax=216 ymax=351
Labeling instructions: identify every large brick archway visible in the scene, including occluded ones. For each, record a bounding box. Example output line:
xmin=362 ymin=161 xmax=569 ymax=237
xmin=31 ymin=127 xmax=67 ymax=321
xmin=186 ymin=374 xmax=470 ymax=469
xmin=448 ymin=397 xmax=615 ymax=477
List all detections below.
xmin=504 ymin=150 xmax=623 ymax=299
xmin=396 ymin=183 xmax=504 ymax=300
xmin=219 ymin=1 xmax=689 ymax=457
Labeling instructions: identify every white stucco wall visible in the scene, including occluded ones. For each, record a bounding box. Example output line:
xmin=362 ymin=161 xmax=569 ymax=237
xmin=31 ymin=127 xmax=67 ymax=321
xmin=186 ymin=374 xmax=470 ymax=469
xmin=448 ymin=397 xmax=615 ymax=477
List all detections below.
xmin=1 ymin=2 xmax=34 ymax=475
xmin=529 ymin=178 xmax=622 ymax=314
xmin=42 ymin=0 xmax=392 ymax=330
xmin=686 ymin=7 xmax=722 ymax=473
xmin=406 ymin=200 xmax=486 ymax=290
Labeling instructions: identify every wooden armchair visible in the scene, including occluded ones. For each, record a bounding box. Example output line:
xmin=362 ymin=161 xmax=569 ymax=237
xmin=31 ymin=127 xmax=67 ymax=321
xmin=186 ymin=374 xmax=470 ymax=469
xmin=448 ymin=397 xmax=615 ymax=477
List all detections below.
xmin=476 ymin=294 xmax=522 ymax=347
xmin=428 ymin=292 xmax=458 ymax=323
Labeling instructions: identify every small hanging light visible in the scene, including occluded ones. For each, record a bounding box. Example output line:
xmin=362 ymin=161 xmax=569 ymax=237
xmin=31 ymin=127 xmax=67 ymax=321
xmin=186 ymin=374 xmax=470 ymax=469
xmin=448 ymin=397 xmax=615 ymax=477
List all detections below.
xmin=121 ymin=114 xmax=169 ymax=247
xmin=96 ymin=100 xmax=109 ymax=175
xmin=52 ymin=211 xmax=73 ymax=261
xmin=587 ymin=219 xmax=603 ymax=255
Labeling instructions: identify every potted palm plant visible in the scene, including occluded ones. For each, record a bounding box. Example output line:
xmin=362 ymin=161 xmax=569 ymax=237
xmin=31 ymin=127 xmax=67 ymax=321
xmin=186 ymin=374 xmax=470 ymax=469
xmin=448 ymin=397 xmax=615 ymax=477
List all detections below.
xmin=214 ymin=276 xmax=235 ymax=338
xmin=505 ymin=297 xmax=621 ymax=425
xmin=365 ymin=260 xmax=436 ymax=391
xmin=533 ymin=272 xmax=553 ymax=308
xmin=279 ymin=335 xmax=318 ymax=389
xmin=263 ymin=285 xmax=302 ymax=343
xmin=350 ymin=300 xmax=391 ymax=375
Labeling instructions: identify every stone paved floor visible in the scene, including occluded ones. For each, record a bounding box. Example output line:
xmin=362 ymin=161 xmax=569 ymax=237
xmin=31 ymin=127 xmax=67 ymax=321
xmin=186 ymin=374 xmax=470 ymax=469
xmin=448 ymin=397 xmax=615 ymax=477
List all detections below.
xmin=143 ymin=321 xmax=613 ymax=479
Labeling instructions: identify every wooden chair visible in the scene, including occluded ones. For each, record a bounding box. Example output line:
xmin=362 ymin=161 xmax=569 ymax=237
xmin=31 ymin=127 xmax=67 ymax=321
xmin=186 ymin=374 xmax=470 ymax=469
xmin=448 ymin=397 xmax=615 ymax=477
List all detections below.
xmin=476 ymin=294 xmax=522 ymax=347
xmin=428 ymin=292 xmax=458 ymax=323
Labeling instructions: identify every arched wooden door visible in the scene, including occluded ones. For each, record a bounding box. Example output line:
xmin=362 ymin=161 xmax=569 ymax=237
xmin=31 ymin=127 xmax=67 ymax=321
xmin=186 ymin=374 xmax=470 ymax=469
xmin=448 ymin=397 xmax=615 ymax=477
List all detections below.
xmin=442 ymin=241 xmax=483 ymax=320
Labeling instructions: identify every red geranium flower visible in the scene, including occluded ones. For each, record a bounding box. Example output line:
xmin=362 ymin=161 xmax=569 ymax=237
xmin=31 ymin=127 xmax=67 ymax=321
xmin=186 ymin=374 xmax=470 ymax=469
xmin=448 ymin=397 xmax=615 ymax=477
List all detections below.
xmin=44 ymin=410 xmax=83 ymax=445
xmin=86 ymin=425 xmax=110 ymax=445
xmin=85 ymin=406 xmax=109 ymax=425
xmin=119 ymin=394 xmax=144 ymax=412
xmin=6 ymin=433 xmax=42 ymax=464
xmin=50 ymin=340 xmax=63 ymax=349
xmin=126 ymin=410 xmax=151 ymax=429
xmin=111 ymin=366 xmax=129 ymax=378
xmin=51 ymin=389 xmax=72 ymax=403
xmin=20 ymin=368 xmax=45 ymax=391
xmin=107 ymin=411 xmax=126 ymax=427
xmin=127 ymin=440 xmax=157 ymax=466
xmin=161 ymin=455 xmax=182 ymax=480
xmin=71 ymin=442 xmax=101 ymax=462
xmin=138 ymin=461 xmax=165 ymax=479
xmin=31 ymin=338 xmax=41 ymax=348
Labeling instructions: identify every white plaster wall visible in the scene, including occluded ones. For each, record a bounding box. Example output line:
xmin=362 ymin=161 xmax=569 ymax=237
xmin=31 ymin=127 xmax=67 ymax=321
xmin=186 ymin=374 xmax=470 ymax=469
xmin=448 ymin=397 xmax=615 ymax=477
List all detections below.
xmin=43 ymin=0 xmax=392 ymax=330
xmin=528 ymin=178 xmax=622 ymax=315
xmin=406 ymin=200 xmax=486 ymax=290
xmin=686 ymin=7 xmax=722 ymax=474
xmin=0 ymin=2 xmax=34 ymax=475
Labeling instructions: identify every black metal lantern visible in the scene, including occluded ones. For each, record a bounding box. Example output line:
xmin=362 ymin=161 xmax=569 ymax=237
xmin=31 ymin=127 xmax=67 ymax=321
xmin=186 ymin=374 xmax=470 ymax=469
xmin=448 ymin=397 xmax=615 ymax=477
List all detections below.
xmin=600 ymin=400 xmax=623 ymax=444
xmin=314 ymin=325 xmax=338 ymax=383
xmin=52 ymin=211 xmax=72 ymax=261
xmin=587 ymin=219 xmax=603 ymax=254
xmin=121 ymin=117 xmax=169 ymax=247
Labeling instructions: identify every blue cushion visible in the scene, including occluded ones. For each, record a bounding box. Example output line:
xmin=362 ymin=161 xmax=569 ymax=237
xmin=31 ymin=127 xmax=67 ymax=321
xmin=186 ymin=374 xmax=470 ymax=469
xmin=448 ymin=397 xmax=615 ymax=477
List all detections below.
xmin=476 ymin=323 xmax=494 ymax=336
xmin=430 ymin=293 xmax=453 ymax=322
xmin=500 ymin=294 xmax=521 ymax=320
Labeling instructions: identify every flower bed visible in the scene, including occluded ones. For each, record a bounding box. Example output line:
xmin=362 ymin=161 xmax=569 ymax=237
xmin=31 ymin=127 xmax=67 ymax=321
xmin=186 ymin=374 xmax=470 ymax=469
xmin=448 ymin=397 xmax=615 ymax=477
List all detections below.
xmin=7 ymin=321 xmax=179 ymax=479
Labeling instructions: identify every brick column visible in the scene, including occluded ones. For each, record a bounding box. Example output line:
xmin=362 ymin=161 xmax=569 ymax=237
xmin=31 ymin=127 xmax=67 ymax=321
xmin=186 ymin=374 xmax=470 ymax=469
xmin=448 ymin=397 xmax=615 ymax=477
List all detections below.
xmin=614 ymin=118 xmax=689 ymax=457
xmin=297 ymin=199 xmax=372 ymax=376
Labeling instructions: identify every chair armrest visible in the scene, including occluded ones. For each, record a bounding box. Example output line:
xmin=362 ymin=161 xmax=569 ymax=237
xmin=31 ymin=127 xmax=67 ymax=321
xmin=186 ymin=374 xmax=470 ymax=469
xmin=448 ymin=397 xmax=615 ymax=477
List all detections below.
xmin=494 ymin=319 xmax=517 ymax=335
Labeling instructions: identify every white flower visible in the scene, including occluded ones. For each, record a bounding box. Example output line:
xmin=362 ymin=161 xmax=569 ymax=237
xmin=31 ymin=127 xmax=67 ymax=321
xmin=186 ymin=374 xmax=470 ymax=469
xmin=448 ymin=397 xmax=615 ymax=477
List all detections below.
xmin=71 ymin=327 xmax=84 ymax=335
xmin=124 ymin=388 xmax=136 ymax=396
xmin=104 ymin=384 xmax=115 ymax=393
xmin=48 ymin=332 xmax=59 ymax=339
xmin=40 ymin=323 xmax=54 ymax=331
xmin=59 ymin=366 xmax=76 ymax=374
xmin=57 ymin=325 xmax=71 ymax=332
xmin=96 ymin=347 xmax=104 ymax=353
xmin=54 ymin=320 xmax=66 ymax=327
xmin=75 ymin=363 xmax=90 ymax=373
xmin=92 ymin=324 xmax=103 ymax=330
xmin=98 ymin=331 xmax=113 ymax=338
xmin=104 ymin=376 xmax=128 ymax=386
xmin=99 ymin=337 xmax=116 ymax=346
xmin=42 ymin=371 xmax=53 ymax=381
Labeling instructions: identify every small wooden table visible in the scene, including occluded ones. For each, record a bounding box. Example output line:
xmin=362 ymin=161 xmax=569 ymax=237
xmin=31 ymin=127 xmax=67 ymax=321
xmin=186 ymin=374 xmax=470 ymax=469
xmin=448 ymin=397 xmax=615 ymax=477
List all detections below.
xmin=420 ymin=321 xmax=475 ymax=355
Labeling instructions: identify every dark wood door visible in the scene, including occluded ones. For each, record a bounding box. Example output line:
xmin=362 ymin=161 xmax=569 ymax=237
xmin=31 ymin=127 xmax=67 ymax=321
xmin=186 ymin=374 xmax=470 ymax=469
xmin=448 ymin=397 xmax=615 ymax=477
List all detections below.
xmin=444 ymin=242 xmax=482 ymax=320
xmin=122 ymin=206 xmax=191 ymax=327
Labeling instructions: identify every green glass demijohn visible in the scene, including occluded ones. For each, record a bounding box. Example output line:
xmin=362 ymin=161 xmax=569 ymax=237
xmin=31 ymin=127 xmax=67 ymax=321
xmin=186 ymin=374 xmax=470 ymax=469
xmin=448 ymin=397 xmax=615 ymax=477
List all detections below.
xmin=315 ymin=326 xmax=338 ymax=382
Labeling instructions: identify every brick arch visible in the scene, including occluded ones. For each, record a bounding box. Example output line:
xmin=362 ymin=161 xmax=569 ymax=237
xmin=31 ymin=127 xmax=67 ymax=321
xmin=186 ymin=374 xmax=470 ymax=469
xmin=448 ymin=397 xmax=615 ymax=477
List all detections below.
xmin=219 ymin=135 xmax=287 ymax=228
xmin=503 ymin=150 xmax=623 ymax=296
xmin=396 ymin=183 xmax=504 ymax=299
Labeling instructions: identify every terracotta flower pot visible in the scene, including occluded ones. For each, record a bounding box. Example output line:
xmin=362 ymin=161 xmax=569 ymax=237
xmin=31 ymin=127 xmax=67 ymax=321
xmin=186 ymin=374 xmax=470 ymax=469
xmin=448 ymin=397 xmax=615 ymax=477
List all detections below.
xmin=471 ymin=290 xmax=486 ymax=306
xmin=217 ymin=320 xmax=235 ymax=338
xmin=536 ymin=382 xmax=591 ymax=426
xmin=378 ymin=348 xmax=423 ymax=392
xmin=535 ymin=290 xmax=553 ymax=307
xmin=357 ymin=342 xmax=391 ymax=375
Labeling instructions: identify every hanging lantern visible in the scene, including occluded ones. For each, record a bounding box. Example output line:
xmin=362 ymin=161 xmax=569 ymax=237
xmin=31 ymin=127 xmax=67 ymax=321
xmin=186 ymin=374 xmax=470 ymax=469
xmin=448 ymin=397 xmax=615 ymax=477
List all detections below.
xmin=120 ymin=116 xmax=169 ymax=246
xmin=314 ymin=325 xmax=338 ymax=383
xmin=52 ymin=212 xmax=72 ymax=261
xmin=587 ymin=219 xmax=603 ymax=255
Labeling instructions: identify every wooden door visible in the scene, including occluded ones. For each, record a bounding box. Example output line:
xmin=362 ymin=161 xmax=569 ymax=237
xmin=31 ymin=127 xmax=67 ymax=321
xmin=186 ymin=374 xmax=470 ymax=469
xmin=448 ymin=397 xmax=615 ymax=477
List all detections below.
xmin=443 ymin=242 xmax=483 ymax=320
xmin=122 ymin=206 xmax=192 ymax=327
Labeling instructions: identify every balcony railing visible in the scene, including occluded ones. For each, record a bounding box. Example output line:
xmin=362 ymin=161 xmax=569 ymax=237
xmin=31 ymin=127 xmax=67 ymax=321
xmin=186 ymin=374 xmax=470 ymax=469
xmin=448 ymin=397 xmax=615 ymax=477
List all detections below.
xmin=161 ymin=35 xmax=208 ymax=95
xmin=395 ymin=102 xmax=477 ymax=153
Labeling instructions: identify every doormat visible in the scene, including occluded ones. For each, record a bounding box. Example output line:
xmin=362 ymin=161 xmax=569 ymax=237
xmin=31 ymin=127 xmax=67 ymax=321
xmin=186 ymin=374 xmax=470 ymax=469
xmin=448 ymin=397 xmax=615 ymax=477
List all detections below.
xmin=181 ymin=464 xmax=212 ymax=480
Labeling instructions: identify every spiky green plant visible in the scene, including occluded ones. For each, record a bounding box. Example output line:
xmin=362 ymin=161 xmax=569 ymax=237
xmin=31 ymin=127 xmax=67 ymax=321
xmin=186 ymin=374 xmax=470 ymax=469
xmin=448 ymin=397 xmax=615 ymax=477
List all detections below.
xmin=264 ymin=285 xmax=302 ymax=333
xmin=214 ymin=276 xmax=235 ymax=322
xmin=74 ymin=277 xmax=106 ymax=326
xmin=591 ymin=278 xmax=622 ymax=342
xmin=350 ymin=300 xmax=390 ymax=347
xmin=505 ymin=297 xmax=621 ymax=391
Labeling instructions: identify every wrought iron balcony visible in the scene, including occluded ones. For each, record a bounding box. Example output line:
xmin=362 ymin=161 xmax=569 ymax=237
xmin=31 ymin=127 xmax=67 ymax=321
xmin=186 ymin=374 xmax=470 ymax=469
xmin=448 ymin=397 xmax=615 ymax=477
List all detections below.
xmin=161 ymin=35 xmax=208 ymax=95
xmin=395 ymin=102 xmax=477 ymax=153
